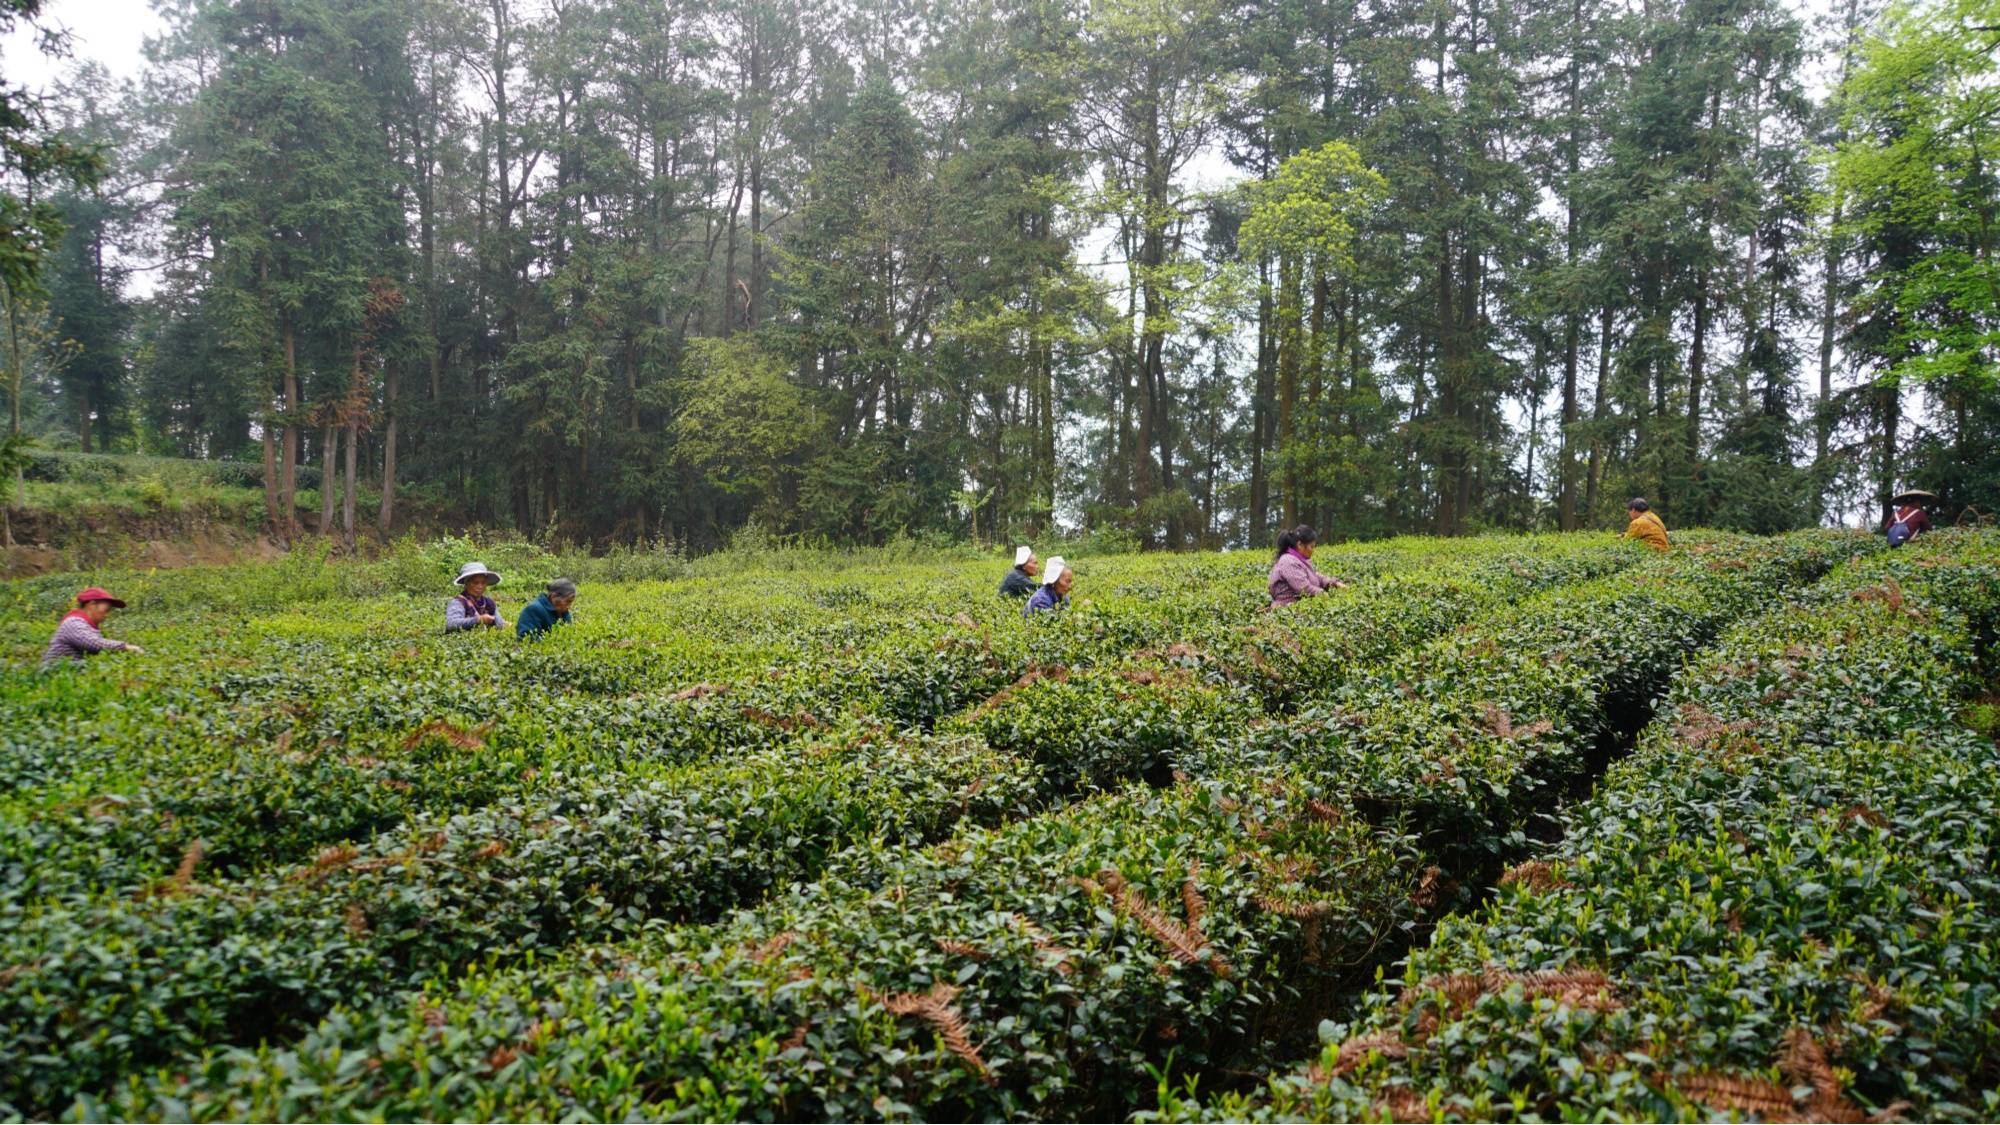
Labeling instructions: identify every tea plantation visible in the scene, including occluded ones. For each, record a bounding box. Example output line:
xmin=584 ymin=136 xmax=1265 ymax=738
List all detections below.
xmin=3 ymin=530 xmax=1996 ymax=1122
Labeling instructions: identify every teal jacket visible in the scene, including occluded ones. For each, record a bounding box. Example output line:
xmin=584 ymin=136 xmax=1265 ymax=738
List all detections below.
xmin=516 ymin=593 xmax=572 ymax=639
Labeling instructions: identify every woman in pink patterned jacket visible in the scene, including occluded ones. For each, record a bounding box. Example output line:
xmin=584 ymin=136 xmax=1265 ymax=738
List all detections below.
xmin=1267 ymin=525 xmax=1349 ymax=607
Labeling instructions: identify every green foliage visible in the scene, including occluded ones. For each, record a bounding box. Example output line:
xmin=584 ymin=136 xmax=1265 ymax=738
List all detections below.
xmin=4 ymin=527 xmax=1945 ymax=1122
xmin=1164 ymin=530 xmax=2000 ymax=1122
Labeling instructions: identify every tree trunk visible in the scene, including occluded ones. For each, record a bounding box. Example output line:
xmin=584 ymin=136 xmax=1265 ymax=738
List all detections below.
xmin=379 ymin=362 xmax=398 ymax=533
xmin=1584 ymin=306 xmax=1613 ymax=523
xmin=280 ymin=317 xmax=300 ymax=539
xmin=78 ymin=388 xmax=92 ymax=453
xmin=1558 ymin=0 xmax=1583 ymax=531
xmin=342 ymin=420 xmax=358 ymax=544
xmin=1276 ymin=253 xmax=1302 ymax=527
xmin=262 ymin=413 xmax=279 ymax=529
xmin=1877 ymin=378 xmax=1899 ymax=528
xmin=320 ymin=421 xmax=337 ymax=534
xmin=1249 ymin=252 xmax=1274 ymax=544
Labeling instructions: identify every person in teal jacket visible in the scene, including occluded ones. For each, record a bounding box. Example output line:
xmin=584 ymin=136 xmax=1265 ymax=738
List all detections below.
xmin=516 ymin=578 xmax=577 ymax=639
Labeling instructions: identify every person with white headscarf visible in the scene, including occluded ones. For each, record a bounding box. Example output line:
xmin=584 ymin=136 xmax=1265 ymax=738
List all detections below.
xmin=446 ymin=561 xmax=507 ymax=632
xmin=1023 ymin=556 xmax=1073 ymax=617
xmin=999 ymin=545 xmax=1040 ymax=598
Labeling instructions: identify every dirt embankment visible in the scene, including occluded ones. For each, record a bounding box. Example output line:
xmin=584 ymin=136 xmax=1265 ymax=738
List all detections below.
xmin=1 ymin=505 xmax=426 ymax=579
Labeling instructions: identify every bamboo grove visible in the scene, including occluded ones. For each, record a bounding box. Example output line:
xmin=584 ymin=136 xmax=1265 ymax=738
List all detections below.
xmin=0 ymin=0 xmax=1996 ymax=549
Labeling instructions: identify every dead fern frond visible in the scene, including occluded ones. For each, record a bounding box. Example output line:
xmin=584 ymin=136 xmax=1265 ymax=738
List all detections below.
xmin=1181 ymin=862 xmax=1206 ymax=930
xmin=879 ymin=982 xmax=996 ymax=1086
xmin=1780 ymin=1027 xmax=1842 ymax=1103
xmin=669 ymin=681 xmax=731 ymax=701
xmin=935 ymin=938 xmax=989 ymax=961
xmin=746 ymin=931 xmax=798 ymax=963
xmin=968 ymin=664 xmax=1071 ymax=717
xmin=484 ymin=1045 xmax=518 ymax=1074
xmin=400 ymin=719 xmax=491 ymax=752
xmin=472 ymin=840 xmax=507 ymax=861
xmin=344 ymin=903 xmax=370 ymax=937
xmin=169 ymin=839 xmax=205 ymax=893
xmin=1083 ymin=869 xmax=1230 ymax=977
xmin=1311 ymin=1029 xmax=1411 ymax=1081
xmin=1838 ymin=804 xmax=1888 ymax=829
xmin=1304 ymin=797 xmax=1344 ymax=823
xmin=1410 ymin=865 xmax=1449 ymax=910
xmin=1401 ymin=967 xmax=1621 ymax=1027
xmin=1010 ymin=914 xmax=1075 ymax=976
xmin=1670 ymin=1073 xmax=1797 ymax=1118
xmin=1499 ymin=860 xmax=1572 ymax=894
xmin=1370 ymin=1087 xmax=1433 ymax=1123
xmin=779 ymin=1021 xmax=811 ymax=1052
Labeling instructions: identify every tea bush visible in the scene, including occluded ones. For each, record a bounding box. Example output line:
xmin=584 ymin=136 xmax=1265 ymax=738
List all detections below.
xmin=1168 ymin=529 xmax=2000 ymax=1122
xmin=12 ymin=529 xmax=1994 ymax=1123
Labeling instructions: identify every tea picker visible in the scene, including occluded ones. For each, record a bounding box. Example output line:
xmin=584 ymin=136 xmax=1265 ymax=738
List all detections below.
xmin=41 ymin=587 xmax=145 ymax=670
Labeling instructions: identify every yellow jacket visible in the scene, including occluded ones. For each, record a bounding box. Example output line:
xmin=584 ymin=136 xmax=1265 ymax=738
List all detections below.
xmin=1625 ymin=510 xmax=1669 ymax=551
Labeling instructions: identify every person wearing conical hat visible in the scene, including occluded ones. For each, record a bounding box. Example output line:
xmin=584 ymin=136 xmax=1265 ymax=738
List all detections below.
xmin=1884 ymin=489 xmax=1933 ymax=547
xmin=446 ymin=561 xmax=507 ymax=632
xmin=999 ymin=545 xmax=1040 ymax=598
xmin=1023 ymin=555 xmax=1073 ymax=617
xmin=41 ymin=587 xmax=144 ymax=670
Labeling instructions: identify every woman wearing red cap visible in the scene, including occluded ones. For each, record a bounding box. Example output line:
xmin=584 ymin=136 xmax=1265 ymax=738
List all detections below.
xmin=40 ymin=587 xmax=144 ymax=670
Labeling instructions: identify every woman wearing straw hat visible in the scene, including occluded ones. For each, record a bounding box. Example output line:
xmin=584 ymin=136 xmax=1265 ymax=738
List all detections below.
xmin=1884 ymin=489 xmax=1934 ymax=547
xmin=446 ymin=562 xmax=507 ymax=632
xmin=1023 ymin=556 xmax=1073 ymax=617
xmin=999 ymin=546 xmax=1041 ymax=598
xmin=41 ymin=587 xmax=144 ymax=670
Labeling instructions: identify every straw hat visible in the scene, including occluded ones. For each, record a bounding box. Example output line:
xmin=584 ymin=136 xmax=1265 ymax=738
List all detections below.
xmin=454 ymin=561 xmax=502 ymax=587
xmin=1041 ymin=556 xmax=1068 ymax=585
xmin=1891 ymin=489 xmax=1936 ymax=505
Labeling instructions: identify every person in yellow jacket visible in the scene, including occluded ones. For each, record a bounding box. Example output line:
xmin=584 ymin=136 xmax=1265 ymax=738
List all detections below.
xmin=1624 ymin=497 xmax=1669 ymax=550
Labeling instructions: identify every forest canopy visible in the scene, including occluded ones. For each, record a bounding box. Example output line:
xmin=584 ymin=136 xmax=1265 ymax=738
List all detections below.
xmin=0 ymin=0 xmax=1995 ymax=550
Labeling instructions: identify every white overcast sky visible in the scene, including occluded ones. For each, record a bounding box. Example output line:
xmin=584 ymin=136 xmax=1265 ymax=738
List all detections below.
xmin=2 ymin=0 xmax=163 ymax=87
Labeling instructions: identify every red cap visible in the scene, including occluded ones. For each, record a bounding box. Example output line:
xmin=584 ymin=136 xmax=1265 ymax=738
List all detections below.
xmin=76 ymin=587 xmax=127 ymax=608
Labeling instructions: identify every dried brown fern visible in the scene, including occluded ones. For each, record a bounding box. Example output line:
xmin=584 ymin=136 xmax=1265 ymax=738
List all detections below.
xmin=746 ymin=931 xmax=797 ymax=962
xmin=344 ymin=903 xmax=370 ymax=938
xmin=1410 ymin=865 xmax=1449 ymax=910
xmin=935 ymin=938 xmax=989 ymax=961
xmin=1181 ymin=863 xmax=1206 ymax=930
xmin=1370 ymin=1087 xmax=1433 ymax=1123
xmin=1780 ymin=1028 xmax=1842 ymax=1104
xmin=292 ymin=843 xmax=360 ymax=882
xmin=1010 ymin=915 xmax=1075 ymax=976
xmin=1499 ymin=860 xmax=1572 ymax=894
xmin=670 ymin=681 xmax=731 ymax=701
xmin=879 ymin=982 xmax=996 ymax=1085
xmin=400 ymin=719 xmax=491 ymax=752
xmin=163 ymin=839 xmax=205 ymax=895
xmin=1304 ymin=797 xmax=1344 ymax=823
xmin=1083 ymin=869 xmax=1230 ymax=977
xmin=1838 ymin=804 xmax=1888 ymax=829
xmin=1670 ymin=1073 xmax=1798 ymax=1119
xmin=779 ymin=1021 xmax=811 ymax=1052
xmin=1309 ymin=1029 xmax=1411 ymax=1082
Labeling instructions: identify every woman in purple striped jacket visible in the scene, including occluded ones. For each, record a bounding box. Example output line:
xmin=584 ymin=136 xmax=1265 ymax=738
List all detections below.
xmin=1267 ymin=525 xmax=1349 ymax=608
xmin=41 ymin=587 xmax=144 ymax=670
